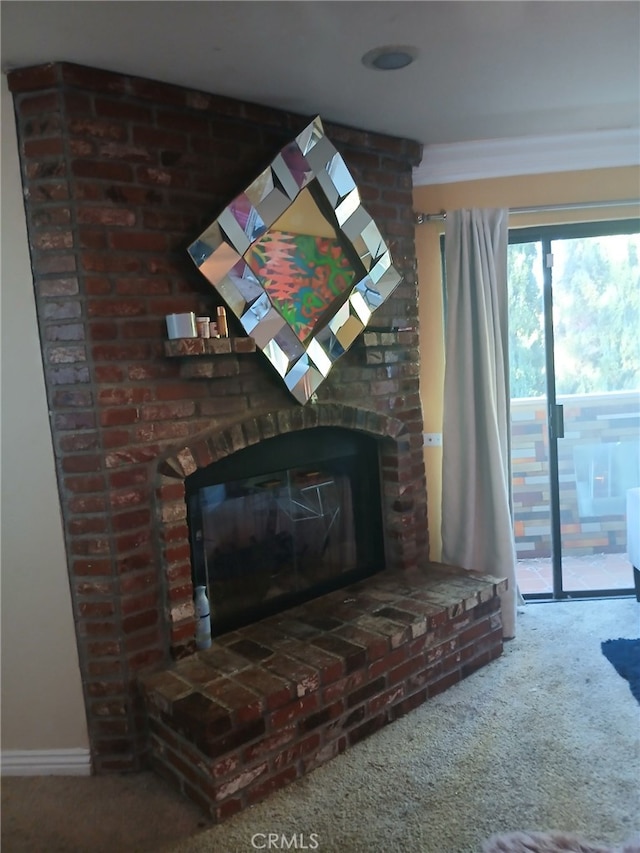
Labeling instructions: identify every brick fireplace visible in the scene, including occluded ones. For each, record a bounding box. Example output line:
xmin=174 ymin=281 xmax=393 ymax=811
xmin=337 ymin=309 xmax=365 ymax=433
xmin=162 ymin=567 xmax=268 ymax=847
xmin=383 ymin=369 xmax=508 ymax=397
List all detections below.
xmin=8 ymin=64 xmax=506 ymax=814
xmin=7 ymin=62 xmax=436 ymax=771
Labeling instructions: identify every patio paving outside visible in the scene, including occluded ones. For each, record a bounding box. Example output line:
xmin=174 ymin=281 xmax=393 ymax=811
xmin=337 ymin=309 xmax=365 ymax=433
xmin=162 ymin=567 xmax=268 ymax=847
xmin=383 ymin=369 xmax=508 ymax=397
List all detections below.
xmin=516 ymin=551 xmax=635 ymax=595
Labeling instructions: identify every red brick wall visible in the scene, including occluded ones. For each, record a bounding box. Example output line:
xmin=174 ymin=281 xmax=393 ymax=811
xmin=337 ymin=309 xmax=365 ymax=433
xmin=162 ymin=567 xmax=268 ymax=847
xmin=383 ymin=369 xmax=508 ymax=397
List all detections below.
xmin=7 ymin=62 xmax=427 ymax=772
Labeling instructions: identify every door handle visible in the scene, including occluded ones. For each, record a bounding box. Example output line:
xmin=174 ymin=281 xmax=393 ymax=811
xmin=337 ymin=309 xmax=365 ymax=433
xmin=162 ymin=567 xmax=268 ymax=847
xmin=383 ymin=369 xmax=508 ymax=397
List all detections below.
xmin=550 ymin=403 xmax=564 ymax=440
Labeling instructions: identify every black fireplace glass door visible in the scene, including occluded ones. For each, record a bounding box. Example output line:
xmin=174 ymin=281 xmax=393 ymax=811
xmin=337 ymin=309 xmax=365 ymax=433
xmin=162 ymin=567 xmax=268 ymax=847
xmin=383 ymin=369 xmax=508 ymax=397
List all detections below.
xmin=185 ymin=428 xmax=383 ymax=634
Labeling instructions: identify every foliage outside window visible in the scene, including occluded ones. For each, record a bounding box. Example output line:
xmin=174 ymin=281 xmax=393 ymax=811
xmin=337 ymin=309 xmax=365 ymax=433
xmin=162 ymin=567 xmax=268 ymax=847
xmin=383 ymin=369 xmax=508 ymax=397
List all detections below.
xmin=508 ymin=227 xmax=640 ymax=399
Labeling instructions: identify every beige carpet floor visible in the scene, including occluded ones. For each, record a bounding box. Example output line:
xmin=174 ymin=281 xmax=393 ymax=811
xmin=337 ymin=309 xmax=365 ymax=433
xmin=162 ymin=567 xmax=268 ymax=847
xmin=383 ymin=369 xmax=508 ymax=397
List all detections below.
xmin=2 ymin=598 xmax=639 ymax=853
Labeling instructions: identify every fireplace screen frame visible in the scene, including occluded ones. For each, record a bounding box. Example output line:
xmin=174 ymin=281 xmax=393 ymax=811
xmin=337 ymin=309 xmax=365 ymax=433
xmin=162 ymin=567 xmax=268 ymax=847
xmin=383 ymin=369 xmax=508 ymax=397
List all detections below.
xmin=185 ymin=427 xmax=385 ymax=635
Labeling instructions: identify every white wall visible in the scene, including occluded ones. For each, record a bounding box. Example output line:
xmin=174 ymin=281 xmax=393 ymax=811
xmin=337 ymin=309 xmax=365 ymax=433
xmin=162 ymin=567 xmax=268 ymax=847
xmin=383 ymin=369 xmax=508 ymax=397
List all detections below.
xmin=1 ymin=77 xmax=90 ymax=768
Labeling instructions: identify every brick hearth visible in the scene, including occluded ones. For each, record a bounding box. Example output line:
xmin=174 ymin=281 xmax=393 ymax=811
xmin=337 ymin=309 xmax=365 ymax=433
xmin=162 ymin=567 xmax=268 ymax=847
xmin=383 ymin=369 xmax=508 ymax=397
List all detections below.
xmin=140 ymin=564 xmax=505 ymax=820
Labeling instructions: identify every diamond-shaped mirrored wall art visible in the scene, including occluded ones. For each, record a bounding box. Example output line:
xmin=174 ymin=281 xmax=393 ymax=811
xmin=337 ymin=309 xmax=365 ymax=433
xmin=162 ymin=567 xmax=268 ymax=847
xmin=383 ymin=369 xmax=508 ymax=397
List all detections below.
xmin=188 ymin=116 xmax=402 ymax=404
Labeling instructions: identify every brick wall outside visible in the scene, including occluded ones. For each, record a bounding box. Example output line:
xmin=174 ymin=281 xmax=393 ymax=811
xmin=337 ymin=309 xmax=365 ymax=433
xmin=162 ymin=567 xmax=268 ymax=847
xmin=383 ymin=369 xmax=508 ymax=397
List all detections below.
xmin=512 ymin=390 xmax=639 ymax=557
xmin=7 ymin=63 xmax=428 ymax=772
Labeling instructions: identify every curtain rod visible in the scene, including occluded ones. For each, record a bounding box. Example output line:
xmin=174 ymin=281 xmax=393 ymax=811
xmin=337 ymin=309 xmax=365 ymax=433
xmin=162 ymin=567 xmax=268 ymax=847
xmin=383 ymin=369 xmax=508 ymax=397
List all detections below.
xmin=414 ymin=198 xmax=640 ymax=225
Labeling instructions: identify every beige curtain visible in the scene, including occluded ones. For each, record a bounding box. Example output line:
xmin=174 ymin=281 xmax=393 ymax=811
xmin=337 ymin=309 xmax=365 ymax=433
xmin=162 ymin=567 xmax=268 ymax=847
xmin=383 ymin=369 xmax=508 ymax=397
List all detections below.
xmin=441 ymin=208 xmax=517 ymax=638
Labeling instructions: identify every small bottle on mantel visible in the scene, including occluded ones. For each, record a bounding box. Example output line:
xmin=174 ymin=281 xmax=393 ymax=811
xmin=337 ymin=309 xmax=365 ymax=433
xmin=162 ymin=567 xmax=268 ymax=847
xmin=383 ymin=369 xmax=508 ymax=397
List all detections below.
xmin=194 ymin=585 xmax=212 ymax=650
xmin=196 ymin=316 xmax=210 ymax=338
xmin=216 ymin=306 xmax=229 ymax=338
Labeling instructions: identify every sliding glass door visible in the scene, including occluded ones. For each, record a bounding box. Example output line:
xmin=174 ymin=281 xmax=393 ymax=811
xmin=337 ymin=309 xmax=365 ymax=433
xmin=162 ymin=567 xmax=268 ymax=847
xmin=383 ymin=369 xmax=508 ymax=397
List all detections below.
xmin=508 ymin=221 xmax=640 ymax=598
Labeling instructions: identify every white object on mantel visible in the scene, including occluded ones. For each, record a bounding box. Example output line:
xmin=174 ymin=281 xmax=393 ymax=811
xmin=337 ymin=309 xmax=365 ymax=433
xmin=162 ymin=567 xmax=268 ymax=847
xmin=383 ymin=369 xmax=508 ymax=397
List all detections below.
xmin=166 ymin=312 xmax=197 ymax=339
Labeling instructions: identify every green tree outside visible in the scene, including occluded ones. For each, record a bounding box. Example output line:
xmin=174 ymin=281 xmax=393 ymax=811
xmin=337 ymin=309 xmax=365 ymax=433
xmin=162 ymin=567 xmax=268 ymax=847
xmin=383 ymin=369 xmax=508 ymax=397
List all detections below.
xmin=508 ymin=233 xmax=640 ymax=399
xmin=553 ymin=234 xmax=640 ymax=395
xmin=508 ymin=242 xmax=545 ymax=398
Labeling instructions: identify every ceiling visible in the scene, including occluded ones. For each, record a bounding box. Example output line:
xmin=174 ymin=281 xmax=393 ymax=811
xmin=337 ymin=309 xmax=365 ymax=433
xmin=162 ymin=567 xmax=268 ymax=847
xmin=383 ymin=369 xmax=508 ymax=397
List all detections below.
xmin=2 ymin=1 xmax=639 ymax=154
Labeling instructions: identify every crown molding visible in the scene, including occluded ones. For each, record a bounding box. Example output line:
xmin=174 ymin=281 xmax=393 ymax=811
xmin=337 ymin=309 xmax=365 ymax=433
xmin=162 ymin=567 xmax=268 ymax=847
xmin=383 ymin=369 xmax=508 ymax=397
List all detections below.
xmin=1 ymin=748 xmax=92 ymax=776
xmin=413 ymin=128 xmax=640 ymax=186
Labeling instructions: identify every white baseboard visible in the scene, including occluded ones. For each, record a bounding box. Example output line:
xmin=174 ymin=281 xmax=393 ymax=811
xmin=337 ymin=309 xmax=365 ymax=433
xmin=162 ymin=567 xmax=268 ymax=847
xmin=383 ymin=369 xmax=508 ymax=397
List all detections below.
xmin=1 ymin=748 xmax=92 ymax=776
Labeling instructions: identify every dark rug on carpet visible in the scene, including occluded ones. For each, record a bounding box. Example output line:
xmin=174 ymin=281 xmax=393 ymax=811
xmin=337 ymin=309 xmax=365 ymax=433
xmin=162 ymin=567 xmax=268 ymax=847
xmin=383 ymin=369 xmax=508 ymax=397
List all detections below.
xmin=601 ymin=638 xmax=640 ymax=704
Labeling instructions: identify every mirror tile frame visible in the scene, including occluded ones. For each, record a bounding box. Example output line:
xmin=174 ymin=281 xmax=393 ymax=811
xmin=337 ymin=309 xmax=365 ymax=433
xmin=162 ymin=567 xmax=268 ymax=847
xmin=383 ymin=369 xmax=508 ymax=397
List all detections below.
xmin=188 ymin=117 xmax=402 ymax=404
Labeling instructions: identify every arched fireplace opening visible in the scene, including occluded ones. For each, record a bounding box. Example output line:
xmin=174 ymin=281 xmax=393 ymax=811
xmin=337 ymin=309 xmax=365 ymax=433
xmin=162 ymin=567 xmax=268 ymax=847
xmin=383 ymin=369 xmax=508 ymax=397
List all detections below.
xmin=184 ymin=427 xmax=385 ymax=636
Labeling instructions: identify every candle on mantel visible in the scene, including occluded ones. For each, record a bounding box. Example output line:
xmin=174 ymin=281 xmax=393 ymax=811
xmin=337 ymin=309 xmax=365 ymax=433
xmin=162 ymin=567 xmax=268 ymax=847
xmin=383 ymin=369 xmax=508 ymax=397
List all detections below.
xmin=216 ymin=306 xmax=228 ymax=337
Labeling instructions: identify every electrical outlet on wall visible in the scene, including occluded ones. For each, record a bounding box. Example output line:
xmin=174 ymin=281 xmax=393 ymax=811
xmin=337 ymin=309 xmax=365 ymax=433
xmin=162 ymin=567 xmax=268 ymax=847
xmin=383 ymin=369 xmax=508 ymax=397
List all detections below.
xmin=423 ymin=433 xmax=442 ymax=447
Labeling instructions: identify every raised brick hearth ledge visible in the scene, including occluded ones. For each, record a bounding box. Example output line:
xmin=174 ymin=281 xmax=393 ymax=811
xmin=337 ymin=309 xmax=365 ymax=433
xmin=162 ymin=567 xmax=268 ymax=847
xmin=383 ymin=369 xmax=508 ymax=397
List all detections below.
xmin=139 ymin=563 xmax=507 ymax=820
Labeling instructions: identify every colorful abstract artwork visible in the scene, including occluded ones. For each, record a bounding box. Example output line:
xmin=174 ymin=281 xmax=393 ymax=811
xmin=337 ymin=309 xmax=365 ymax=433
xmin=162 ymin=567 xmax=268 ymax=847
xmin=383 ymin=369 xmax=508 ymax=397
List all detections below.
xmin=245 ymin=231 xmax=356 ymax=342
